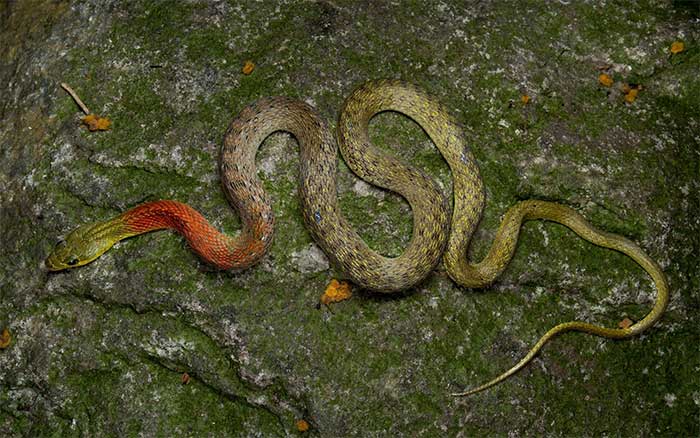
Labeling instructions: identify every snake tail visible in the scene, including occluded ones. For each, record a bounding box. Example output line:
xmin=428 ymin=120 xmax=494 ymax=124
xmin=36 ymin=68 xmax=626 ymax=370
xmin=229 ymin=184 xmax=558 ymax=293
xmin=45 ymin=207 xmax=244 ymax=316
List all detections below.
xmin=451 ymin=200 xmax=670 ymax=396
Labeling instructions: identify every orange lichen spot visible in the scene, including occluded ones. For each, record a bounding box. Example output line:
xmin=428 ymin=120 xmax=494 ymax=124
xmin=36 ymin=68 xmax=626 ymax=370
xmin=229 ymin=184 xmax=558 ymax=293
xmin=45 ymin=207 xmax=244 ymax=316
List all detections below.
xmin=670 ymin=41 xmax=684 ymax=55
xmin=624 ymin=89 xmax=639 ymax=103
xmin=0 ymin=328 xmax=11 ymax=349
xmin=598 ymin=73 xmax=613 ymax=87
xmin=319 ymin=279 xmax=352 ymax=307
xmin=242 ymin=60 xmax=255 ymax=75
xmin=623 ymin=84 xmax=642 ymax=103
xmin=81 ymin=114 xmax=112 ymax=131
xmin=295 ymin=419 xmax=310 ymax=432
xmin=181 ymin=372 xmax=191 ymax=385
xmin=618 ymin=317 xmax=634 ymax=329
xmin=520 ymin=94 xmax=530 ymax=105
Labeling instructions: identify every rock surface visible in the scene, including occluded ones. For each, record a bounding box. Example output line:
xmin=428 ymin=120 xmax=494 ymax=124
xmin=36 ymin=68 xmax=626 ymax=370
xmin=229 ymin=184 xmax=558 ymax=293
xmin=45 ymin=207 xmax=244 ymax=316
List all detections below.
xmin=1 ymin=1 xmax=698 ymax=436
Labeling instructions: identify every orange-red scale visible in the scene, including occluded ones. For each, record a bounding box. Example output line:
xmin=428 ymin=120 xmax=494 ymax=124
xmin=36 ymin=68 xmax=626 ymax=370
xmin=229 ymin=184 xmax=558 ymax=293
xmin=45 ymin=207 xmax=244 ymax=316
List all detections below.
xmin=120 ymin=200 xmax=270 ymax=270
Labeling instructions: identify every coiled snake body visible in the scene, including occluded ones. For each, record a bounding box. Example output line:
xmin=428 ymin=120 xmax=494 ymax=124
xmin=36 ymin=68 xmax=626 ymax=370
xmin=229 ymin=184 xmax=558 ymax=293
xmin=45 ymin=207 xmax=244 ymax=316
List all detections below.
xmin=47 ymin=80 xmax=669 ymax=395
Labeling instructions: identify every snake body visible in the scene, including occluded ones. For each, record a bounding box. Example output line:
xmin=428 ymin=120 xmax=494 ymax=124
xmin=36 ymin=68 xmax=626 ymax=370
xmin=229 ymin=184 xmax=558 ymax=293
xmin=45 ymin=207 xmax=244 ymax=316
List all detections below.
xmin=47 ymin=80 xmax=669 ymax=395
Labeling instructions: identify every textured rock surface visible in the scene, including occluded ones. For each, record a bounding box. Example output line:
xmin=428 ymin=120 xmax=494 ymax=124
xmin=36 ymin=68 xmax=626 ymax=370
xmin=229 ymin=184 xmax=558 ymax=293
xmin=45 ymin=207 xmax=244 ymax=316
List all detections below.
xmin=1 ymin=0 xmax=698 ymax=436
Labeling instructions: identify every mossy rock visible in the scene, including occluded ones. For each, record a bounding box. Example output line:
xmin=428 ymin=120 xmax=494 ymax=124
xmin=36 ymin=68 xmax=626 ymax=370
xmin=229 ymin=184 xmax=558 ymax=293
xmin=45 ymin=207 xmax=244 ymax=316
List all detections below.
xmin=1 ymin=1 xmax=698 ymax=436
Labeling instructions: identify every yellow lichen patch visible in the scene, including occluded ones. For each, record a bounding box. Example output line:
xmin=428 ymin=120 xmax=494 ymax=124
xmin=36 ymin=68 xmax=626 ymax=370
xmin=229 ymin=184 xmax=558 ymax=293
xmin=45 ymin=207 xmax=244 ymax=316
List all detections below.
xmin=520 ymin=94 xmax=530 ymax=105
xmin=598 ymin=73 xmax=613 ymax=87
xmin=81 ymin=114 xmax=111 ymax=131
xmin=295 ymin=419 xmax=310 ymax=432
xmin=618 ymin=317 xmax=633 ymax=329
xmin=0 ymin=328 xmax=11 ymax=349
xmin=319 ymin=279 xmax=352 ymax=306
xmin=670 ymin=41 xmax=684 ymax=54
xmin=242 ymin=60 xmax=255 ymax=75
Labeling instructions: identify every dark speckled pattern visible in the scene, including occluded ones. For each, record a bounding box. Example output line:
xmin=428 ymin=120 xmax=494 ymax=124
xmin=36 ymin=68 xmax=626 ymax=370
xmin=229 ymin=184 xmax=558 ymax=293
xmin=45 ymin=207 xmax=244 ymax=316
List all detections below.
xmin=223 ymin=80 xmax=456 ymax=292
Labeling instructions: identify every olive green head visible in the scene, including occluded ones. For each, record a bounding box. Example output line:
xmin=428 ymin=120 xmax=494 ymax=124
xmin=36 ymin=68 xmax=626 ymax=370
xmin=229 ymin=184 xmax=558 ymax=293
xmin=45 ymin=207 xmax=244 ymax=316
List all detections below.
xmin=46 ymin=221 xmax=122 ymax=271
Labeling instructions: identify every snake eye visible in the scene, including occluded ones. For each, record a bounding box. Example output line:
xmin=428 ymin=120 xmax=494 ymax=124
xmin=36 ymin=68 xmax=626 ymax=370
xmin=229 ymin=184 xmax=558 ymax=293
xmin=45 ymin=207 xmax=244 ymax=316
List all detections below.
xmin=67 ymin=257 xmax=80 ymax=266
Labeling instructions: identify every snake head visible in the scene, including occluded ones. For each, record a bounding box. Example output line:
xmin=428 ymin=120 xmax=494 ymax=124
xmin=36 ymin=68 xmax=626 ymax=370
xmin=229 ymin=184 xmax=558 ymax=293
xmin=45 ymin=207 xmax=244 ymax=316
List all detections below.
xmin=46 ymin=221 xmax=119 ymax=271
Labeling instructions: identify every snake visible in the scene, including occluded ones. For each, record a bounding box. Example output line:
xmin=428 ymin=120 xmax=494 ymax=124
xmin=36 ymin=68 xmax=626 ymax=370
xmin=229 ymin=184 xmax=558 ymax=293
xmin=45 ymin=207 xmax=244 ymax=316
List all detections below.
xmin=46 ymin=79 xmax=669 ymax=396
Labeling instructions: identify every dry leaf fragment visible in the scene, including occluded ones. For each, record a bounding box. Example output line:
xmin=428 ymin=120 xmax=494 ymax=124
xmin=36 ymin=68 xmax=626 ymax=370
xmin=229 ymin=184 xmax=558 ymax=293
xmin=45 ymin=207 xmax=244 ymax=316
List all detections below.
xmin=0 ymin=328 xmax=11 ymax=349
xmin=618 ymin=317 xmax=634 ymax=329
xmin=242 ymin=60 xmax=255 ymax=75
xmin=61 ymin=83 xmax=111 ymax=131
xmin=670 ymin=41 xmax=685 ymax=54
xmin=598 ymin=73 xmax=613 ymax=87
xmin=521 ymin=94 xmax=530 ymax=104
xmin=81 ymin=114 xmax=112 ymax=131
xmin=295 ymin=419 xmax=310 ymax=432
xmin=181 ymin=372 xmax=191 ymax=385
xmin=319 ymin=279 xmax=352 ymax=307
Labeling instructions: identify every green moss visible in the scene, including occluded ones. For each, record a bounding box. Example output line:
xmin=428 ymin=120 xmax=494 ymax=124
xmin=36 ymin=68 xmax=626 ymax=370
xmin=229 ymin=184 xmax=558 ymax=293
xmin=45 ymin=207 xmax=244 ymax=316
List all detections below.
xmin=56 ymin=359 xmax=281 ymax=437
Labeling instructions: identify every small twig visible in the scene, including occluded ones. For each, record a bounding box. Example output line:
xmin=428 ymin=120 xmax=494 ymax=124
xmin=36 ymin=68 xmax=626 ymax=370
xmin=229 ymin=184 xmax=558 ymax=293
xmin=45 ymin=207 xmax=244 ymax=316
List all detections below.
xmin=60 ymin=83 xmax=91 ymax=114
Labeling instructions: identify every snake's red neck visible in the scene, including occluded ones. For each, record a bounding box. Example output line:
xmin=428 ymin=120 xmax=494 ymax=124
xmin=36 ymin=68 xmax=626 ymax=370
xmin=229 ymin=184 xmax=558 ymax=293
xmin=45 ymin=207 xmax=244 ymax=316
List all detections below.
xmin=120 ymin=200 xmax=272 ymax=270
